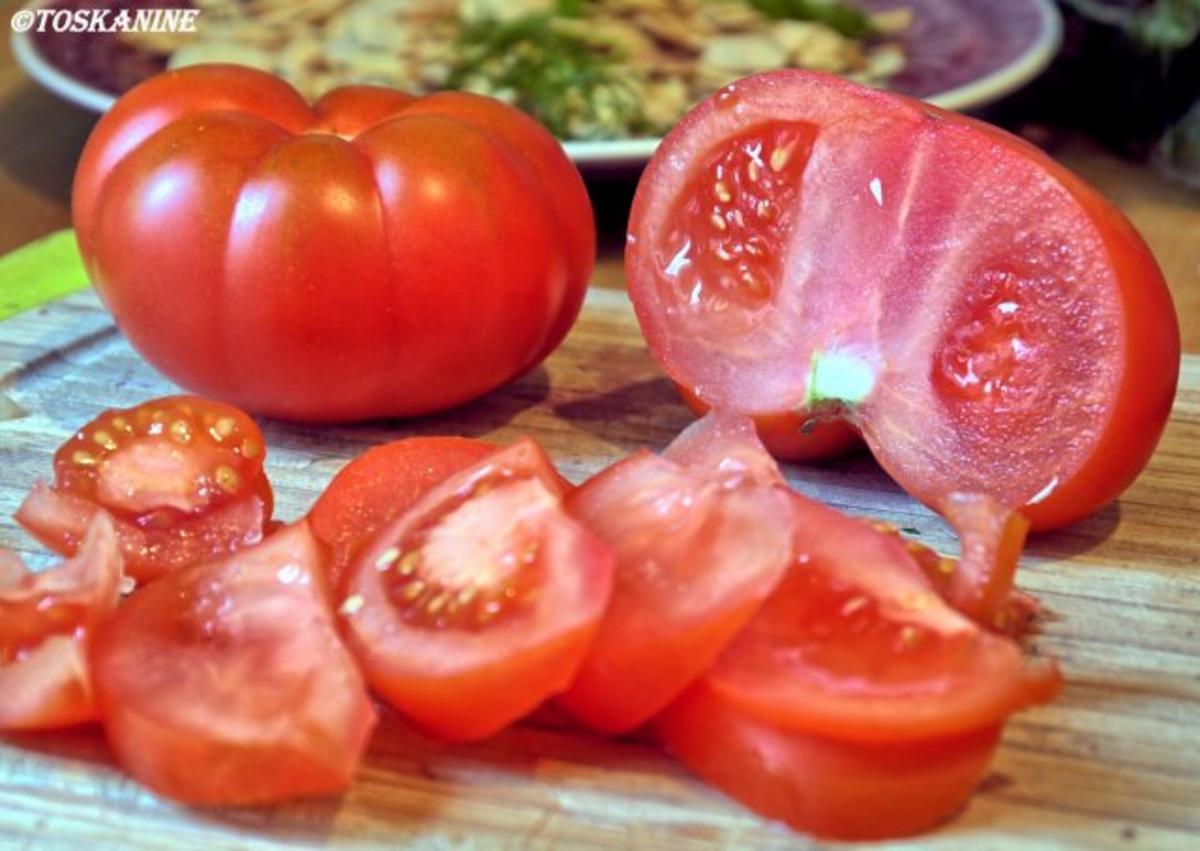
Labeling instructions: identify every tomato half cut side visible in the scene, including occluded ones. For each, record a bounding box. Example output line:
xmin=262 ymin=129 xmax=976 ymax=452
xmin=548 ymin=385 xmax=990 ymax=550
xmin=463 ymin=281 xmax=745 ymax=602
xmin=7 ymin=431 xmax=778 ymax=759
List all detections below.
xmin=705 ymin=493 xmax=1061 ymax=743
xmin=338 ymin=438 xmax=613 ymax=742
xmin=557 ymin=412 xmax=794 ymax=734
xmin=626 ymin=70 xmax=1179 ymax=529
xmin=16 ymin=395 xmax=273 ymax=583
xmin=658 ymin=678 xmax=1003 ymax=841
xmin=90 ymin=521 xmax=375 ymax=805
xmin=0 ymin=514 xmax=123 ymax=730
xmin=308 ymin=436 xmax=499 ymax=589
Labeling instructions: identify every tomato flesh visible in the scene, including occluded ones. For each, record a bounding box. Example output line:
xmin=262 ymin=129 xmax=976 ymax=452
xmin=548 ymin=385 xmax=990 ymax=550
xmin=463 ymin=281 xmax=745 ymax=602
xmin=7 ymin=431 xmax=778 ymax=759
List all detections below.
xmin=308 ymin=436 xmax=498 ymax=589
xmin=0 ymin=514 xmax=122 ymax=730
xmin=558 ymin=412 xmax=793 ymax=733
xmin=627 ymin=70 xmax=1179 ymax=529
xmin=16 ymin=395 xmax=273 ymax=583
xmin=90 ymin=522 xmax=376 ymax=805
xmin=339 ymin=438 xmax=613 ymax=742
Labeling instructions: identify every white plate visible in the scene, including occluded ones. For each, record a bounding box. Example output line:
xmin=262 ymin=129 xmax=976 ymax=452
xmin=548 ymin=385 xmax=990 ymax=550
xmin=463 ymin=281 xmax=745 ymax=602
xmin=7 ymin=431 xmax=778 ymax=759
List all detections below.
xmin=11 ymin=0 xmax=1062 ymax=167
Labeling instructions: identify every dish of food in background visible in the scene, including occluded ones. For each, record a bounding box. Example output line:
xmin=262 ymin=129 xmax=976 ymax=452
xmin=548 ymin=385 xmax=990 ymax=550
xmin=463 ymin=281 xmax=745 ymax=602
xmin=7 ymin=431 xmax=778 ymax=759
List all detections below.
xmin=12 ymin=0 xmax=1062 ymax=164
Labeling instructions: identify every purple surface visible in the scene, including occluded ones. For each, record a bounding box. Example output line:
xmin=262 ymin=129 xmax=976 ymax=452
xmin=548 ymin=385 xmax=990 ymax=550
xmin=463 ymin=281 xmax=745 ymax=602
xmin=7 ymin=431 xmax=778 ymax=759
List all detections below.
xmin=864 ymin=0 xmax=1050 ymax=98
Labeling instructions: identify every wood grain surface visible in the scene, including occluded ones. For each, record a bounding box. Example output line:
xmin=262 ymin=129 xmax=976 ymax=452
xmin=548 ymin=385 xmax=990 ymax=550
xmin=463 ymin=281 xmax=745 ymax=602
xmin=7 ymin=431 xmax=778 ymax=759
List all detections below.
xmin=0 ymin=288 xmax=1198 ymax=850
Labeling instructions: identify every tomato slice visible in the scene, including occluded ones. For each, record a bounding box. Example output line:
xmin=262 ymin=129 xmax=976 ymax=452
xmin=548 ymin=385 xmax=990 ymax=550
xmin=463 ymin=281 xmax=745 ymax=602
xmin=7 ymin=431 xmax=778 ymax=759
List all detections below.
xmin=658 ymin=678 xmax=1003 ymax=840
xmin=626 ymin=70 xmax=1179 ymax=529
xmin=90 ymin=522 xmax=376 ymax=805
xmin=308 ymin=436 xmax=498 ymax=588
xmin=16 ymin=396 xmax=273 ymax=583
xmin=338 ymin=438 xmax=613 ymax=742
xmin=557 ymin=412 xmax=794 ymax=734
xmin=704 ymin=493 xmax=1060 ymax=743
xmin=0 ymin=514 xmax=122 ymax=730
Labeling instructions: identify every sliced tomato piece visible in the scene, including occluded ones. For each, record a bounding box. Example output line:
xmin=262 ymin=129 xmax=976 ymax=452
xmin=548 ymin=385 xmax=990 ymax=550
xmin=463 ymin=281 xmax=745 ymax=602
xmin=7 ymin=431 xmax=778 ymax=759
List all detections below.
xmin=308 ymin=436 xmax=499 ymax=589
xmin=90 ymin=522 xmax=376 ymax=805
xmin=658 ymin=678 xmax=1003 ymax=840
xmin=705 ymin=493 xmax=1060 ymax=743
xmin=557 ymin=413 xmax=794 ymax=734
xmin=0 ymin=514 xmax=122 ymax=730
xmin=626 ymin=70 xmax=1179 ymax=530
xmin=338 ymin=438 xmax=613 ymax=742
xmin=16 ymin=396 xmax=273 ymax=583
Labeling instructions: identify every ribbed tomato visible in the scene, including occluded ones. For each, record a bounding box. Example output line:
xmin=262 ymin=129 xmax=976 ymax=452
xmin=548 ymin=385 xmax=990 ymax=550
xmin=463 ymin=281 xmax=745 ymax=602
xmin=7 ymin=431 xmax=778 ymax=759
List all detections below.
xmin=73 ymin=64 xmax=594 ymax=421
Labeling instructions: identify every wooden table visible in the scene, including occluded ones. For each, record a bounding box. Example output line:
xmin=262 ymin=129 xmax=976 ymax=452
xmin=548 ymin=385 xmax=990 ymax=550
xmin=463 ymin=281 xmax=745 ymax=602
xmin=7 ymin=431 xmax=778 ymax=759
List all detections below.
xmin=1 ymin=287 xmax=1198 ymax=850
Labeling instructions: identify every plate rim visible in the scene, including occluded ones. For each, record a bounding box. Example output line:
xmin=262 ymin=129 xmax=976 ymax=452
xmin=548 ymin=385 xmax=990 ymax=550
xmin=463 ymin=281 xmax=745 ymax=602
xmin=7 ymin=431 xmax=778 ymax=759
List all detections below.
xmin=11 ymin=0 xmax=1063 ymax=166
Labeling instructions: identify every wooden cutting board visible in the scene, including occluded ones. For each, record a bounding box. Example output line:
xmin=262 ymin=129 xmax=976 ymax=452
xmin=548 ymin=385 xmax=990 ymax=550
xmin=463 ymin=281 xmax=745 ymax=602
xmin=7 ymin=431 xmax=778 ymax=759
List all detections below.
xmin=1 ymin=288 xmax=1197 ymax=851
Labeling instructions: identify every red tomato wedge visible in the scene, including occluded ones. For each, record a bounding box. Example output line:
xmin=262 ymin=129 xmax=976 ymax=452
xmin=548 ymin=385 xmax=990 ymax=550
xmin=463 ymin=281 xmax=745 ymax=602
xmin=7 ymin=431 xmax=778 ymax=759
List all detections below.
xmin=16 ymin=396 xmax=273 ymax=583
xmin=558 ymin=412 xmax=793 ymax=734
xmin=338 ymin=438 xmax=613 ymax=742
xmin=659 ymin=679 xmax=1003 ymax=840
xmin=703 ymin=493 xmax=1061 ymax=743
xmin=0 ymin=514 xmax=122 ymax=730
xmin=626 ymin=70 xmax=1180 ymax=530
xmin=308 ymin=436 xmax=498 ymax=588
xmin=90 ymin=522 xmax=376 ymax=805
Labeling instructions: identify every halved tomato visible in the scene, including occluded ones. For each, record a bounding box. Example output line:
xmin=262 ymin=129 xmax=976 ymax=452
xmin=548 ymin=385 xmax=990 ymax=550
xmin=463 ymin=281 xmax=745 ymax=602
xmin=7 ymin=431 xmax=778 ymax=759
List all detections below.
xmin=16 ymin=395 xmax=273 ymax=583
xmin=308 ymin=436 xmax=498 ymax=588
xmin=90 ymin=522 xmax=375 ymax=805
xmin=557 ymin=412 xmax=794 ymax=734
xmin=626 ymin=70 xmax=1179 ymax=530
xmin=0 ymin=514 xmax=122 ymax=730
xmin=338 ymin=438 xmax=613 ymax=742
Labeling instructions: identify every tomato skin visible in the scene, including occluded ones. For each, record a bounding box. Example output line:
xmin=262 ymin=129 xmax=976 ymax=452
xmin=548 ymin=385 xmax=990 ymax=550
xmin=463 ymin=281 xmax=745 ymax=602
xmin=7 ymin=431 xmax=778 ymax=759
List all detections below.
xmin=658 ymin=680 xmax=1002 ymax=841
xmin=15 ymin=395 xmax=272 ymax=583
xmin=339 ymin=438 xmax=613 ymax=742
xmin=308 ymin=437 xmax=499 ymax=588
xmin=90 ymin=522 xmax=376 ymax=805
xmin=626 ymin=70 xmax=1179 ymax=531
xmin=0 ymin=515 xmax=123 ymax=730
xmin=73 ymin=65 xmax=595 ymax=421
xmin=677 ymin=384 xmax=861 ymax=462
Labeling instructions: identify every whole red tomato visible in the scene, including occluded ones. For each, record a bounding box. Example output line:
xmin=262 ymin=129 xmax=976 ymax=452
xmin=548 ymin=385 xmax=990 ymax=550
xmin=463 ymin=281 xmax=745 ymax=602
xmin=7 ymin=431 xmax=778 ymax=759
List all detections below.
xmin=73 ymin=65 xmax=594 ymax=421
